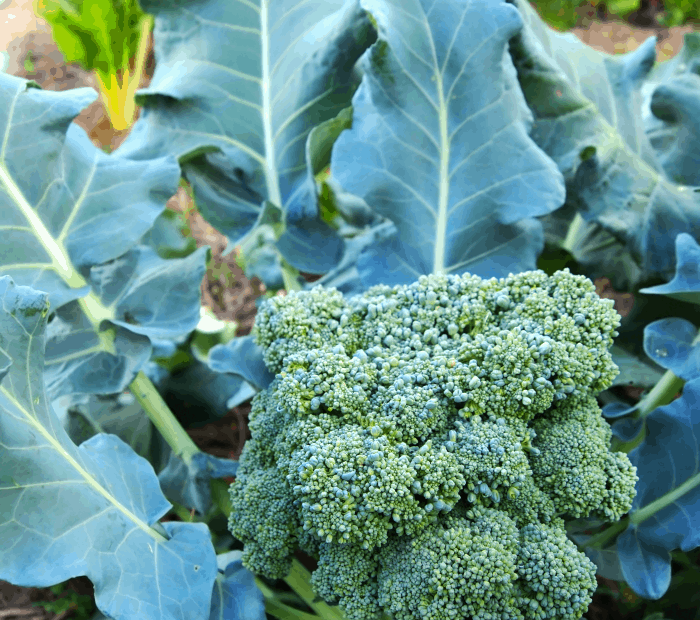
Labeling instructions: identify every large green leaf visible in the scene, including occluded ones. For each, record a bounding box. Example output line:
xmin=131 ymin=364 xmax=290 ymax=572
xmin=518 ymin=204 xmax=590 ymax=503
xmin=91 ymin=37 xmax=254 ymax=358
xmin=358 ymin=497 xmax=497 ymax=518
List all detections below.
xmin=0 ymin=73 xmax=206 ymax=399
xmin=644 ymin=32 xmax=700 ymax=187
xmin=510 ymin=0 xmax=700 ymax=287
xmin=119 ymin=0 xmax=376 ymax=274
xmin=0 ymin=277 xmax=217 ymax=620
xmin=329 ymin=0 xmax=565 ymax=284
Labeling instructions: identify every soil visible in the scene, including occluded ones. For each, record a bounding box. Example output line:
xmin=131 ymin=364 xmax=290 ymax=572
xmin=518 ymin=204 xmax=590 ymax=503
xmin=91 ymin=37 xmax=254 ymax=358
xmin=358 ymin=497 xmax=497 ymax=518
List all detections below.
xmin=0 ymin=0 xmax=696 ymax=618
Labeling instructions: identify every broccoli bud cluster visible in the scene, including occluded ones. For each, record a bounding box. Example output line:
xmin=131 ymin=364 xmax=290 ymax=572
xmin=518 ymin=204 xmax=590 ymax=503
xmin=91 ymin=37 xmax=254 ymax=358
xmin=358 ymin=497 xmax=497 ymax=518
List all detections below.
xmin=228 ymin=269 xmax=637 ymax=620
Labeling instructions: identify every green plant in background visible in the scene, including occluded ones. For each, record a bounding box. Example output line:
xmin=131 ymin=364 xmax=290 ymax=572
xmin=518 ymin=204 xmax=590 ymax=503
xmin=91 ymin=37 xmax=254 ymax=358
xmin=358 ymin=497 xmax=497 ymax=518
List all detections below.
xmin=530 ymin=0 xmax=586 ymax=30
xmin=531 ymin=0 xmax=700 ymax=30
xmin=659 ymin=0 xmax=700 ymax=25
xmin=32 ymin=582 xmax=95 ymax=620
xmin=23 ymin=51 xmax=36 ymax=73
xmin=34 ymin=0 xmax=153 ymax=130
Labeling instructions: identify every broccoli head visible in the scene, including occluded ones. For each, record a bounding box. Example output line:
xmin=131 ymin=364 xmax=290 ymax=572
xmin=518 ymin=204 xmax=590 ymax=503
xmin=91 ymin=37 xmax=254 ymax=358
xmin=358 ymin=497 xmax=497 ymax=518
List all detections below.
xmin=228 ymin=269 xmax=637 ymax=619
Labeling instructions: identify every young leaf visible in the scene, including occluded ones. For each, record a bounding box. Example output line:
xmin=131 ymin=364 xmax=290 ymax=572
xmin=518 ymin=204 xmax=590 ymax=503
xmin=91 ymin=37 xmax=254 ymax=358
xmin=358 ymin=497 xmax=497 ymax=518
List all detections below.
xmin=644 ymin=32 xmax=700 ymax=187
xmin=0 ymin=277 xmax=218 ymax=620
xmin=211 ymin=551 xmax=266 ymax=620
xmin=58 ymin=391 xmax=167 ymax=467
xmin=158 ymin=452 xmax=239 ymax=516
xmin=142 ymin=209 xmax=198 ymax=259
xmin=330 ymin=0 xmax=566 ymax=284
xmin=643 ymin=318 xmax=700 ymax=381
xmin=43 ymin=246 xmax=207 ymax=401
xmin=35 ymin=0 xmax=153 ymax=130
xmin=208 ymin=335 xmax=275 ymax=392
xmin=640 ymin=233 xmax=700 ymax=306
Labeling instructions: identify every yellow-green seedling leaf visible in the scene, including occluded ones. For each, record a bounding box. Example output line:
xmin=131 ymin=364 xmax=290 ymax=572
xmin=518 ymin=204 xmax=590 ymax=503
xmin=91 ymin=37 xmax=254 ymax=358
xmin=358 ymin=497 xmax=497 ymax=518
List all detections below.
xmin=35 ymin=0 xmax=153 ymax=130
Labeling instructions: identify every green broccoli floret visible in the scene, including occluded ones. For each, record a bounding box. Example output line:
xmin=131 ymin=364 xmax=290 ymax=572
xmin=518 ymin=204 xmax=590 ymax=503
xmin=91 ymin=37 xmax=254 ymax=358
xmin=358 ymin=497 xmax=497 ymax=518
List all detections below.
xmin=312 ymin=542 xmax=380 ymax=620
xmin=516 ymin=519 xmax=598 ymax=620
xmin=275 ymin=344 xmax=376 ymax=416
xmin=286 ymin=425 xmax=418 ymax=548
xmin=363 ymin=352 xmax=456 ymax=444
xmin=377 ymin=505 xmax=521 ymax=620
xmin=228 ymin=269 xmax=636 ymax=620
xmin=253 ymin=287 xmax=361 ymax=372
xmin=452 ymin=414 xmax=533 ymax=505
xmin=227 ymin=451 xmax=299 ymax=579
xmin=530 ymin=394 xmax=639 ymax=520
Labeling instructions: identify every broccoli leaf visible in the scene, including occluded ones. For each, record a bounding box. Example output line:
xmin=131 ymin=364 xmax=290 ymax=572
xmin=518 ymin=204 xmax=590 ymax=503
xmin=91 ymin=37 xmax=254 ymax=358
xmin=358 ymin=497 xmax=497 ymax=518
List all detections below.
xmin=640 ymin=233 xmax=700 ymax=306
xmin=142 ymin=208 xmax=198 ymax=259
xmin=510 ymin=0 xmax=700 ymax=286
xmin=330 ymin=0 xmax=565 ymax=284
xmin=0 ymin=277 xmax=217 ymax=620
xmin=44 ymin=246 xmax=207 ymax=400
xmin=211 ymin=551 xmax=266 ymax=620
xmin=618 ymin=378 xmax=700 ymax=599
xmin=158 ymin=452 xmax=239 ymax=516
xmin=643 ymin=318 xmax=700 ymax=381
xmin=57 ymin=391 xmax=165 ymax=466
xmin=118 ymin=0 xmax=376 ymax=274
xmin=0 ymin=73 xmax=207 ymax=400
xmin=209 ymin=335 xmax=275 ymax=391
xmin=0 ymin=75 xmax=175 ymax=306
xmin=644 ymin=32 xmax=700 ymax=187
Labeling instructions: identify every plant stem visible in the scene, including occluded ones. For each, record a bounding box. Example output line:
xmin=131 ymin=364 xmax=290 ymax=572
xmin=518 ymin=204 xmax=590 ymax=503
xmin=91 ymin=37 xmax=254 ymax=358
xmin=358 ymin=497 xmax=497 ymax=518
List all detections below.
xmin=265 ymin=600 xmax=320 ymax=620
xmin=630 ymin=470 xmax=700 ymax=526
xmin=281 ymin=258 xmax=303 ymax=292
xmin=284 ymin=560 xmax=346 ymax=620
xmin=617 ymin=369 xmax=685 ymax=453
xmin=586 ymin=368 xmax=689 ymax=547
xmin=130 ymin=370 xmax=200 ymax=465
xmin=562 ymin=212 xmax=586 ymax=255
xmin=256 ymin=577 xmax=319 ymax=620
xmin=635 ymin=369 xmax=685 ymax=419
xmin=582 ymin=517 xmax=629 ymax=550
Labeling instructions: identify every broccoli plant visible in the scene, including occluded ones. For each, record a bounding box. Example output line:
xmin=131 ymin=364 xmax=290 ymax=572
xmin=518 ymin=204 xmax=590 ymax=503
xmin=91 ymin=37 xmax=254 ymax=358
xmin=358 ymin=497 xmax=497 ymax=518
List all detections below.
xmin=2 ymin=0 xmax=700 ymax=619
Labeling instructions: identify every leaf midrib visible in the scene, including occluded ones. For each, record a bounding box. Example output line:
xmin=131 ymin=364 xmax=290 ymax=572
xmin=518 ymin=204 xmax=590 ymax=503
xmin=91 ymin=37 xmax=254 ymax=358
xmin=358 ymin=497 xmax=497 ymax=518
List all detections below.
xmin=261 ymin=0 xmax=283 ymax=209
xmin=0 ymin=164 xmax=76 ymax=282
xmin=0 ymin=382 xmax=166 ymax=543
xmin=0 ymin=92 xmax=115 ymax=329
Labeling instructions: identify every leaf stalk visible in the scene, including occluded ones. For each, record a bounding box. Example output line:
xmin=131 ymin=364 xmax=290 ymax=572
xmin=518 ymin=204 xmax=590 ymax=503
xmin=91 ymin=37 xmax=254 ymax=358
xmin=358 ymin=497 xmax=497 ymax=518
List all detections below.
xmin=283 ymin=560 xmax=346 ymax=620
xmin=95 ymin=14 xmax=153 ymax=130
xmin=130 ymin=370 xmax=200 ymax=465
xmin=616 ymin=369 xmax=685 ymax=453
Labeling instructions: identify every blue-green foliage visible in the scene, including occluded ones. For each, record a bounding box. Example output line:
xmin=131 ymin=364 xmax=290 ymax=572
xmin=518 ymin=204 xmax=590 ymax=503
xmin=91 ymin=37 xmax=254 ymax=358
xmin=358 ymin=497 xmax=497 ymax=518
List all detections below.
xmin=0 ymin=277 xmax=218 ymax=620
xmin=599 ymin=233 xmax=700 ymax=600
xmin=0 ymin=70 xmax=256 ymax=620
xmin=228 ymin=269 xmax=637 ymax=619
